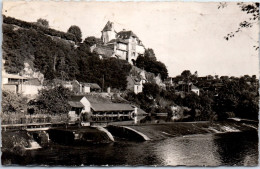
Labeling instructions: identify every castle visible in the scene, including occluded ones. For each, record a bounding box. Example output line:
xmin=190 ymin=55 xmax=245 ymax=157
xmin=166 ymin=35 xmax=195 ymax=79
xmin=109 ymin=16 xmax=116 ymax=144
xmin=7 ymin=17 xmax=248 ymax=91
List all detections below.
xmin=92 ymin=21 xmax=145 ymax=64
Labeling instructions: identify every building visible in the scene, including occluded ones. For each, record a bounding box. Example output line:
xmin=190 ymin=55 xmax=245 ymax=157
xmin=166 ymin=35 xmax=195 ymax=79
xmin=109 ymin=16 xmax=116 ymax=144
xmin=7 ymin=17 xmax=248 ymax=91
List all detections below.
xmin=94 ymin=21 xmax=146 ymax=64
xmin=2 ymin=72 xmax=28 ymax=93
xmin=127 ymin=76 xmax=146 ymax=94
xmin=81 ymin=83 xmax=101 ymax=93
xmin=53 ymin=79 xmax=101 ymax=94
xmin=67 ymin=95 xmax=138 ymax=123
xmin=175 ymin=83 xmax=200 ymax=96
xmin=2 ymin=71 xmax=43 ymax=97
xmin=90 ymin=103 xmax=135 ymax=122
xmin=191 ymin=85 xmax=200 ymax=96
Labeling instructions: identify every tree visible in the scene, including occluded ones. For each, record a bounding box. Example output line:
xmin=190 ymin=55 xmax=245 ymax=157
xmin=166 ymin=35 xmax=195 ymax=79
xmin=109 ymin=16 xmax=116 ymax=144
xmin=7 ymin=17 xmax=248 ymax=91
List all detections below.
xmin=181 ymin=70 xmax=192 ymax=92
xmin=84 ymin=36 xmax=98 ymax=47
xmin=219 ymin=2 xmax=259 ymax=50
xmin=67 ymin=25 xmax=82 ymax=43
xmin=36 ymin=18 xmax=49 ymax=28
xmin=143 ymin=82 xmax=160 ymax=99
xmin=37 ymin=86 xmax=73 ymax=114
xmin=181 ymin=70 xmax=192 ymax=78
xmin=2 ymin=91 xmax=27 ymax=114
xmin=135 ymin=55 xmax=146 ymax=69
xmin=136 ymin=54 xmax=168 ymax=80
xmin=144 ymin=48 xmax=156 ymax=61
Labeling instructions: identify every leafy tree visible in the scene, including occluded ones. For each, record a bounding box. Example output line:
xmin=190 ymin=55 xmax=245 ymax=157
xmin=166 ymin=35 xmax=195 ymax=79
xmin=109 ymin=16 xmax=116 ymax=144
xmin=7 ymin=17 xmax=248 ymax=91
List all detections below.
xmin=136 ymin=53 xmax=168 ymax=80
xmin=67 ymin=25 xmax=82 ymax=43
xmin=2 ymin=91 xmax=28 ymax=114
xmin=218 ymin=2 xmax=259 ymax=49
xmin=144 ymin=48 xmax=156 ymax=61
xmin=37 ymin=86 xmax=73 ymax=114
xmin=181 ymin=70 xmax=192 ymax=79
xmin=36 ymin=18 xmax=49 ymax=28
xmin=84 ymin=36 xmax=98 ymax=47
xmin=143 ymin=82 xmax=160 ymax=99
xmin=135 ymin=55 xmax=146 ymax=69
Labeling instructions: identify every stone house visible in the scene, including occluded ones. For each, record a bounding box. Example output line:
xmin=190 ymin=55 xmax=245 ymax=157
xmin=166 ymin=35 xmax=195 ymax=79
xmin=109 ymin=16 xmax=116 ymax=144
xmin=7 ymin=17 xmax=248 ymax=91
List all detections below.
xmin=93 ymin=21 xmax=146 ymax=64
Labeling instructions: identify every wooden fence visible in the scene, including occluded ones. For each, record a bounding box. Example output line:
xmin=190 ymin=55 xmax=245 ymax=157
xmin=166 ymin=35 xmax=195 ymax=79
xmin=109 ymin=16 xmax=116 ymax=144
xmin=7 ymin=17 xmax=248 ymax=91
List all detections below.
xmin=1 ymin=113 xmax=69 ymax=125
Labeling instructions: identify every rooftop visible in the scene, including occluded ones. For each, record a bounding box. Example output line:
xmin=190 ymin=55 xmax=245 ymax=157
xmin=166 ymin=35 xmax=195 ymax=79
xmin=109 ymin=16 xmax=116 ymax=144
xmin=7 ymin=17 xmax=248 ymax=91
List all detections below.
xmin=82 ymin=83 xmax=101 ymax=89
xmin=116 ymin=30 xmax=138 ymax=40
xmin=102 ymin=21 xmax=115 ymax=32
xmin=91 ymin=103 xmax=134 ymax=112
xmin=2 ymin=72 xmax=28 ymax=80
xmin=68 ymin=101 xmax=84 ymax=108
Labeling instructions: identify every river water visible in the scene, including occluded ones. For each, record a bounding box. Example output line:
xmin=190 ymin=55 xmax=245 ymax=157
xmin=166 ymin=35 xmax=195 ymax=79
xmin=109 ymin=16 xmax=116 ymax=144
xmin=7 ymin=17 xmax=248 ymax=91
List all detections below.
xmin=2 ymin=130 xmax=258 ymax=166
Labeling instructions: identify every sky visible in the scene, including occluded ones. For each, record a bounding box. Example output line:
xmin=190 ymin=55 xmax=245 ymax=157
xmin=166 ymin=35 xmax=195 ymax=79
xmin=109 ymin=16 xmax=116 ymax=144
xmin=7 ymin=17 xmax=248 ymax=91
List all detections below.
xmin=2 ymin=1 xmax=259 ymax=77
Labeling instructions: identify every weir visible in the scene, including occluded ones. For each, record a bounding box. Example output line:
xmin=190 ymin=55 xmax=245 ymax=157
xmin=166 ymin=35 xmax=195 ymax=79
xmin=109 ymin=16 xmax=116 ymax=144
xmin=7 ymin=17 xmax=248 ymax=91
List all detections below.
xmin=106 ymin=125 xmax=150 ymax=141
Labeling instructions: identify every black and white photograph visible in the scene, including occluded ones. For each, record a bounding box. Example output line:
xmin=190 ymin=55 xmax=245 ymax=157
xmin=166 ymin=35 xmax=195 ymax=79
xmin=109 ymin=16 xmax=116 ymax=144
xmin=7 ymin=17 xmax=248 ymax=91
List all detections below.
xmin=1 ymin=1 xmax=259 ymax=166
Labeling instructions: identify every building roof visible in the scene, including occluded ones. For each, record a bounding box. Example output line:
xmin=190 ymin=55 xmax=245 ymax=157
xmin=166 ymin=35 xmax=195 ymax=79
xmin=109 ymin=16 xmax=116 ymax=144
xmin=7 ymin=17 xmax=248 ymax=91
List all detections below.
xmin=85 ymin=94 xmax=112 ymax=104
xmin=127 ymin=76 xmax=142 ymax=85
xmin=102 ymin=21 xmax=114 ymax=32
xmin=68 ymin=101 xmax=84 ymax=108
xmin=91 ymin=103 xmax=134 ymax=112
xmin=191 ymin=85 xmax=199 ymax=90
xmin=116 ymin=31 xmax=138 ymax=39
xmin=82 ymin=83 xmax=101 ymax=89
xmin=108 ymin=39 xmax=128 ymax=44
xmin=137 ymin=108 xmax=148 ymax=116
xmin=2 ymin=73 xmax=28 ymax=80
xmin=69 ymin=95 xmax=85 ymax=102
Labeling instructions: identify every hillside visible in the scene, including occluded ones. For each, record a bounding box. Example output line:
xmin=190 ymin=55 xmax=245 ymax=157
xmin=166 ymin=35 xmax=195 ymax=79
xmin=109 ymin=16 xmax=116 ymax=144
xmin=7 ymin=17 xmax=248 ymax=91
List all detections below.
xmin=2 ymin=16 xmax=132 ymax=90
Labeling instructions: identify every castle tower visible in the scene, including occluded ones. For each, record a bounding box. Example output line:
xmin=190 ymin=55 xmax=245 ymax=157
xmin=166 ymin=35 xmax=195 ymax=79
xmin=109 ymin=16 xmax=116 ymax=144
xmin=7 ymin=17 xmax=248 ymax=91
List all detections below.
xmin=101 ymin=21 xmax=116 ymax=44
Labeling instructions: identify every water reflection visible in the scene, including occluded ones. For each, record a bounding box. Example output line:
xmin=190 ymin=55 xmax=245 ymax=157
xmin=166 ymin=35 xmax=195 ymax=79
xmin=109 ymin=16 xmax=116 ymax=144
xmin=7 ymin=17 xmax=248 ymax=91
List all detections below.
xmin=154 ymin=134 xmax=221 ymax=166
xmin=213 ymin=131 xmax=258 ymax=166
xmin=2 ymin=132 xmax=258 ymax=166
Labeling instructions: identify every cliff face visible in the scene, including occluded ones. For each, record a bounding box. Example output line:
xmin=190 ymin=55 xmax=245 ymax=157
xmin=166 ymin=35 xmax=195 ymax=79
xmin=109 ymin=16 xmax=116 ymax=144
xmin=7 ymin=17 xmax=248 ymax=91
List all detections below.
xmin=21 ymin=62 xmax=45 ymax=84
xmin=130 ymin=66 xmax=156 ymax=83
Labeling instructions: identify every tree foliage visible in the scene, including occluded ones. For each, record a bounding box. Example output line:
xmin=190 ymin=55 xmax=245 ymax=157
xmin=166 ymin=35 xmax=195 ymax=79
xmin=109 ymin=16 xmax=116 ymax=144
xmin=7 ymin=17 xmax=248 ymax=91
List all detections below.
xmin=127 ymin=71 xmax=258 ymax=121
xmin=2 ymin=91 xmax=28 ymax=114
xmin=67 ymin=25 xmax=82 ymax=43
xmin=219 ymin=2 xmax=259 ymax=50
xmin=3 ymin=17 xmax=131 ymax=90
xmin=144 ymin=48 xmax=156 ymax=61
xmin=37 ymin=86 xmax=73 ymax=114
xmin=136 ymin=49 xmax=168 ymax=80
xmin=36 ymin=18 xmax=49 ymax=28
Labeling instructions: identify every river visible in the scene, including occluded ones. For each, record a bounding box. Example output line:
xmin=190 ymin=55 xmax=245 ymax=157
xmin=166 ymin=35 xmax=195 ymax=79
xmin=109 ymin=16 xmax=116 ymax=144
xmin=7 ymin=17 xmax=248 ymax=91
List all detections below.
xmin=2 ymin=130 xmax=258 ymax=166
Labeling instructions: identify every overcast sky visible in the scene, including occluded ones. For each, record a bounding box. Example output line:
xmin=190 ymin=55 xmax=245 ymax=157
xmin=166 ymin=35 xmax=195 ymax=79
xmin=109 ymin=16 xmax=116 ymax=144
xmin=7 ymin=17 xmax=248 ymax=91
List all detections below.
xmin=2 ymin=1 xmax=259 ymax=77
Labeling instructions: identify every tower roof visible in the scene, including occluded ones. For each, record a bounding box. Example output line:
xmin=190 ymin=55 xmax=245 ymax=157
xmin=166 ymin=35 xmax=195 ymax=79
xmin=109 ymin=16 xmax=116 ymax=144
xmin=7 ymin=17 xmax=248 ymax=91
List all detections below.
xmin=116 ymin=30 xmax=137 ymax=39
xmin=102 ymin=21 xmax=114 ymax=32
